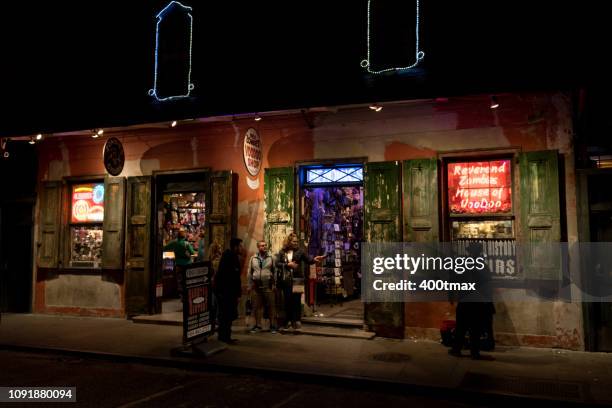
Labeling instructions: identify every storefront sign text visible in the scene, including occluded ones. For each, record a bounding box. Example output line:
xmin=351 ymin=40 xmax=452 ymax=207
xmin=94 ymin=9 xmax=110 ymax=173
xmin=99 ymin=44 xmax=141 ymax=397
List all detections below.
xmin=243 ymin=128 xmax=262 ymax=177
xmin=447 ymin=160 xmax=512 ymax=214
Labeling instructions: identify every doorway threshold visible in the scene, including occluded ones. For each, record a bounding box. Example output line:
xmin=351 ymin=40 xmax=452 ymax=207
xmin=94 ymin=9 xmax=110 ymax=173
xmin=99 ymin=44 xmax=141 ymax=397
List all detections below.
xmin=132 ymin=312 xmax=182 ymax=326
xmin=281 ymin=325 xmax=375 ymax=340
xmin=301 ymin=316 xmax=362 ymax=329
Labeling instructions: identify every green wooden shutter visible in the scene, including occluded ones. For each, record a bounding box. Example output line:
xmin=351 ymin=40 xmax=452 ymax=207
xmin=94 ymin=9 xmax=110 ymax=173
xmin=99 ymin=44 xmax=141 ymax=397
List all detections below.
xmin=264 ymin=167 xmax=295 ymax=255
xmin=38 ymin=181 xmax=62 ymax=268
xmin=364 ymin=161 xmax=404 ymax=338
xmin=403 ymin=158 xmax=439 ymax=242
xmin=125 ymin=176 xmax=151 ymax=316
xmin=207 ymin=171 xmax=236 ymax=252
xmin=519 ymin=150 xmax=561 ymax=280
xmin=102 ymin=176 xmax=126 ymax=270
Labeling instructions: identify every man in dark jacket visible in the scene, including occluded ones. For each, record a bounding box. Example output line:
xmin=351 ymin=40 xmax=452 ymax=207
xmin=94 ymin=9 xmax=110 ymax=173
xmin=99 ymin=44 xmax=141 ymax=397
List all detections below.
xmin=449 ymin=242 xmax=495 ymax=360
xmin=215 ymin=238 xmax=244 ymax=344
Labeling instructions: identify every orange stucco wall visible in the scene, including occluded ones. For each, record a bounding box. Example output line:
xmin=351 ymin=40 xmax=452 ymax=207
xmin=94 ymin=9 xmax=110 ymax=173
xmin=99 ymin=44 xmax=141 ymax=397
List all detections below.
xmin=32 ymin=92 xmax=583 ymax=349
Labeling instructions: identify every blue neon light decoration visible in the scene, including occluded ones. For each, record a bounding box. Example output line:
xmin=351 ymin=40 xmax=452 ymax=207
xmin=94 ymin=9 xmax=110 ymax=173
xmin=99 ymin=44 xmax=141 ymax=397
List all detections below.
xmin=148 ymin=1 xmax=194 ymax=101
xmin=306 ymin=166 xmax=363 ymax=184
xmin=360 ymin=0 xmax=424 ymax=74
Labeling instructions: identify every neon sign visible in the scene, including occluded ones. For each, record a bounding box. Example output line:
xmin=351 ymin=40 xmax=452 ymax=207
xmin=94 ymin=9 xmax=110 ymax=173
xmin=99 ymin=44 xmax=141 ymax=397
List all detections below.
xmin=71 ymin=183 xmax=105 ymax=223
xmin=448 ymin=160 xmax=512 ymax=214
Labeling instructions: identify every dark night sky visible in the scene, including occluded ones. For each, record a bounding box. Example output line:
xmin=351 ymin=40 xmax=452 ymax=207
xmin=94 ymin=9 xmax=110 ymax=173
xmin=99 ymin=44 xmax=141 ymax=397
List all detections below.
xmin=0 ymin=1 xmax=605 ymax=136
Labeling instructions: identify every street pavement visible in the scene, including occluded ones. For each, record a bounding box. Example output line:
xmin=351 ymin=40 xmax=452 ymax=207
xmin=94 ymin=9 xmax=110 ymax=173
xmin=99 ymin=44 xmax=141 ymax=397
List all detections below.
xmin=0 ymin=350 xmax=492 ymax=408
xmin=0 ymin=313 xmax=610 ymax=406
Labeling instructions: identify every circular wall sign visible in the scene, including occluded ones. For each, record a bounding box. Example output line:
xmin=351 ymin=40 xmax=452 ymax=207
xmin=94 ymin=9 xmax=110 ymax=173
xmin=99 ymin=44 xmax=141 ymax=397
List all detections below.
xmin=243 ymin=127 xmax=262 ymax=177
xmin=103 ymin=137 xmax=125 ymax=176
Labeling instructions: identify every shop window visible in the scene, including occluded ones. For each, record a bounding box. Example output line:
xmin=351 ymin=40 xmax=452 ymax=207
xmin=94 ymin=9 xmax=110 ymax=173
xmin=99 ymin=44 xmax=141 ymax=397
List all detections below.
xmin=69 ymin=183 xmax=104 ymax=268
xmin=447 ymin=159 xmax=517 ymax=279
xmin=304 ymin=165 xmax=363 ymax=185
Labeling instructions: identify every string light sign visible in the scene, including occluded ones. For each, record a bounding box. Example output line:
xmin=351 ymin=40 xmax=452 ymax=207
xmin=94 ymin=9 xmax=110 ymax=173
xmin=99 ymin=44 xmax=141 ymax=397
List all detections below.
xmin=448 ymin=160 xmax=512 ymax=214
xmin=149 ymin=1 xmax=194 ymax=101
xmin=243 ymin=128 xmax=262 ymax=177
xmin=361 ymin=0 xmax=424 ymax=74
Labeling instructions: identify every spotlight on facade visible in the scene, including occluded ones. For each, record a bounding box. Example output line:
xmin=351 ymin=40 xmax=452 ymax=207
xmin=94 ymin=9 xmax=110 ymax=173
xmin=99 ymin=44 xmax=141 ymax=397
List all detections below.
xmin=254 ymin=114 xmax=262 ymax=122
xmin=97 ymin=129 xmax=104 ymax=136
xmin=490 ymin=95 xmax=500 ymax=109
xmin=171 ymin=120 xmax=178 ymax=128
xmin=36 ymin=133 xmax=43 ymax=141
xmin=369 ymin=103 xmax=383 ymax=112
xmin=92 ymin=130 xmax=99 ymax=139
xmin=29 ymin=136 xmax=36 ymax=145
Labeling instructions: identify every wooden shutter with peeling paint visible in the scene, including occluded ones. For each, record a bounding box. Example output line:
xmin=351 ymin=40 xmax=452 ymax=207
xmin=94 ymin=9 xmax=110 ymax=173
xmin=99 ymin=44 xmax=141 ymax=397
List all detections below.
xmin=519 ymin=150 xmax=562 ymax=281
xmin=102 ymin=176 xmax=125 ymax=270
xmin=38 ymin=181 xmax=62 ymax=268
xmin=264 ymin=167 xmax=295 ymax=255
xmin=364 ymin=161 xmax=404 ymax=338
xmin=403 ymin=158 xmax=439 ymax=242
xmin=208 ymin=171 xmax=235 ymax=251
xmin=125 ymin=176 xmax=151 ymax=316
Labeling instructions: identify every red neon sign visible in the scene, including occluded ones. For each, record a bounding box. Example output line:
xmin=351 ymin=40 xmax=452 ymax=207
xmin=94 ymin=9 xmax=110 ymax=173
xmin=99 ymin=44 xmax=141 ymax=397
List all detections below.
xmin=71 ymin=183 xmax=105 ymax=223
xmin=448 ymin=160 xmax=512 ymax=214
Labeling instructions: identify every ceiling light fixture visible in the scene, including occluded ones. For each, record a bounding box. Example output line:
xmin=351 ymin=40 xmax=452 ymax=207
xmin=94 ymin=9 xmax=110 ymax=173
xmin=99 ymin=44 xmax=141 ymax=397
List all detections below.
xmin=29 ymin=137 xmax=36 ymax=145
xmin=490 ymin=95 xmax=499 ymax=109
xmin=254 ymin=113 xmax=262 ymax=122
xmin=170 ymin=120 xmax=178 ymax=127
xmin=36 ymin=133 xmax=43 ymax=141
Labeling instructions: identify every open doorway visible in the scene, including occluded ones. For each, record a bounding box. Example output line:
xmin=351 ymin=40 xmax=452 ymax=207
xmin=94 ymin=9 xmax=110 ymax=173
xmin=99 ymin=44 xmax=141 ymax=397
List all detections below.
xmin=153 ymin=171 xmax=208 ymax=316
xmin=299 ymin=164 xmax=364 ymax=327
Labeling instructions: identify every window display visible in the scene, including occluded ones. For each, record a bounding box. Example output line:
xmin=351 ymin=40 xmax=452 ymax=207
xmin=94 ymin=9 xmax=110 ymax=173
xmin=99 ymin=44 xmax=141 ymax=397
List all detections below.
xmin=452 ymin=220 xmax=514 ymax=240
xmin=70 ymin=226 xmax=103 ymax=268
xmin=70 ymin=182 xmax=105 ymax=268
xmin=447 ymin=158 xmax=517 ymax=279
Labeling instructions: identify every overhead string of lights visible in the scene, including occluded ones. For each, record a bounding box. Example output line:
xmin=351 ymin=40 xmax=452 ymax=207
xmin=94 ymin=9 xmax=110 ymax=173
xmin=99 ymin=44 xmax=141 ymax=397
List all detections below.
xmin=361 ymin=0 xmax=424 ymax=74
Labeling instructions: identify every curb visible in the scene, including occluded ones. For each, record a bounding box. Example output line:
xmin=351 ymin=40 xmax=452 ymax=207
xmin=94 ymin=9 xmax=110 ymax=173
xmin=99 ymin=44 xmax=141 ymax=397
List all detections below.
xmin=0 ymin=343 xmax=598 ymax=407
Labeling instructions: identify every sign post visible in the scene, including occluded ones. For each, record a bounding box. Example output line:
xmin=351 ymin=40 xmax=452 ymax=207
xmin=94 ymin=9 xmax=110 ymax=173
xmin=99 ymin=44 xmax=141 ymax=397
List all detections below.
xmin=175 ymin=261 xmax=227 ymax=357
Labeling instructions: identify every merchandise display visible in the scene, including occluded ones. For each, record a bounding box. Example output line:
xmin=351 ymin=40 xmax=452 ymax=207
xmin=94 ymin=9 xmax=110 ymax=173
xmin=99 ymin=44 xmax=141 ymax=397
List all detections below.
xmin=161 ymin=192 xmax=206 ymax=247
xmin=160 ymin=192 xmax=205 ymax=297
xmin=70 ymin=226 xmax=103 ymax=267
xmin=302 ymin=186 xmax=363 ymax=305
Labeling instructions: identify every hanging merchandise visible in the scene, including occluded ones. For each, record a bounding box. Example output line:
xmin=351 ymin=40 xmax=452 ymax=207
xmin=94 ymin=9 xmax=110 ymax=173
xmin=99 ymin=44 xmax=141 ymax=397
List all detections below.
xmin=160 ymin=192 xmax=206 ymax=298
xmin=303 ymin=186 xmax=364 ymax=306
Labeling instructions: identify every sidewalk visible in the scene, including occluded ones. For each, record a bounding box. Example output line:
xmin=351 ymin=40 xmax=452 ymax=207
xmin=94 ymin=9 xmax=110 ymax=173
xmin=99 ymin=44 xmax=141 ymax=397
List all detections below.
xmin=1 ymin=313 xmax=610 ymax=406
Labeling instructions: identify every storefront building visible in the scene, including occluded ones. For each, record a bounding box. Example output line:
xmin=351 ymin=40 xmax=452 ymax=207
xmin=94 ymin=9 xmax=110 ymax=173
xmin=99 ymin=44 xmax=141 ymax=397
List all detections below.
xmin=32 ymin=92 xmax=582 ymax=349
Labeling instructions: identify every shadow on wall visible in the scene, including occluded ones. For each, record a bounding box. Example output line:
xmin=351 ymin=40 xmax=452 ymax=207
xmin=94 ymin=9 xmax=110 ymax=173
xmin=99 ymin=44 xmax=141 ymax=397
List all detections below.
xmin=141 ymin=140 xmax=194 ymax=171
xmin=267 ymin=129 xmax=314 ymax=168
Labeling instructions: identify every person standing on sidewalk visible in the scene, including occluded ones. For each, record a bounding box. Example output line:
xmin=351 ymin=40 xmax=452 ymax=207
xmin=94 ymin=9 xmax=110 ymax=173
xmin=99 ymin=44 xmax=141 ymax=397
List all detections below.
xmin=448 ymin=242 xmax=495 ymax=360
xmin=247 ymin=240 xmax=277 ymax=334
xmin=163 ymin=228 xmax=196 ymax=299
xmin=215 ymin=238 xmax=244 ymax=344
xmin=276 ymin=233 xmax=325 ymax=330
